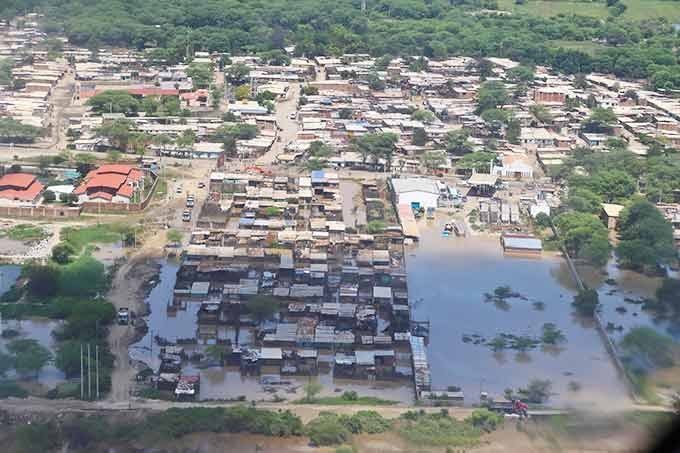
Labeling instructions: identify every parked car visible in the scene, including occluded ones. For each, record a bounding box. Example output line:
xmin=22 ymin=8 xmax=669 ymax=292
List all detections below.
xmin=117 ymin=308 xmax=130 ymax=325
xmin=197 ymin=182 xmax=205 ymax=189
xmin=182 ymin=211 xmax=191 ymax=222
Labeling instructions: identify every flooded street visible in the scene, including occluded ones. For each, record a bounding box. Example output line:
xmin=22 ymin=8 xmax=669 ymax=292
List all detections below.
xmin=131 ymin=260 xmax=414 ymax=403
xmin=407 ymin=219 xmax=630 ymax=408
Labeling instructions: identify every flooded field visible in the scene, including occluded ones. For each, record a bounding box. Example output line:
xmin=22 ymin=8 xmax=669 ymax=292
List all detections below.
xmin=0 ymin=317 xmax=66 ymax=387
xmin=407 ymin=219 xmax=631 ymax=408
xmin=130 ymin=260 xmax=414 ymax=403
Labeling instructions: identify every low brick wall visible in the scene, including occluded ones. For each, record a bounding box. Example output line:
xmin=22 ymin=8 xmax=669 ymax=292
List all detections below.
xmin=0 ymin=204 xmax=81 ymax=218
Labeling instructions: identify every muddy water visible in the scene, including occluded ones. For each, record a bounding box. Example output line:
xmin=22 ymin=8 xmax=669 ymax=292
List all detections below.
xmin=0 ymin=264 xmax=21 ymax=295
xmin=0 ymin=318 xmax=66 ymax=386
xmin=407 ymin=219 xmax=630 ymax=408
xmin=131 ymin=260 xmax=415 ymax=403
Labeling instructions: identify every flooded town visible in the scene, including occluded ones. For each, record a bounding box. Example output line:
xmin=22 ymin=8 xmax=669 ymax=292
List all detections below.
xmin=0 ymin=7 xmax=679 ymax=453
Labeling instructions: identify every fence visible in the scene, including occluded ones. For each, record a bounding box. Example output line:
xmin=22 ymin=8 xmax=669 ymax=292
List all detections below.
xmin=0 ymin=204 xmax=81 ymax=218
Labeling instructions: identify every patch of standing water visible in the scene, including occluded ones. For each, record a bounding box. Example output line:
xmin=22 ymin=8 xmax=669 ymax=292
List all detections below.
xmin=0 ymin=318 xmax=66 ymax=386
xmin=0 ymin=264 xmax=21 ymax=296
xmin=407 ymin=219 xmax=630 ymax=408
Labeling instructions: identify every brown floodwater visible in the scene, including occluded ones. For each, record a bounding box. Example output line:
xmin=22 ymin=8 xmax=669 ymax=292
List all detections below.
xmin=407 ymin=219 xmax=631 ymax=408
xmin=130 ymin=260 xmax=414 ymax=403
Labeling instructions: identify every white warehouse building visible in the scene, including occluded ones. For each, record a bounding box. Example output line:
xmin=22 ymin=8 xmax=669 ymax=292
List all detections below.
xmin=391 ymin=178 xmax=440 ymax=210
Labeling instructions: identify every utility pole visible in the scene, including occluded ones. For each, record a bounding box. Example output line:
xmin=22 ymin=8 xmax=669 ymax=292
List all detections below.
xmin=80 ymin=343 xmax=84 ymax=400
xmin=96 ymin=344 xmax=100 ymax=400
xmin=87 ymin=343 xmax=92 ymax=400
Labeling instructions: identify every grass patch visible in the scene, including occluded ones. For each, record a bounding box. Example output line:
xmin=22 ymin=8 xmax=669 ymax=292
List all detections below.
xmin=497 ymin=0 xmax=680 ymax=21
xmin=60 ymin=224 xmax=127 ymax=254
xmin=298 ymin=391 xmax=397 ymax=406
xmin=397 ymin=410 xmax=485 ymax=448
xmin=547 ymin=40 xmax=607 ymax=56
xmin=2 ymin=224 xmax=48 ymax=242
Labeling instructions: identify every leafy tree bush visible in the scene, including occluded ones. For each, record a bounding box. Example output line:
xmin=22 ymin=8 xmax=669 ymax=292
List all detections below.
xmin=553 ymin=212 xmax=611 ymax=266
xmin=246 ymin=295 xmax=279 ymax=322
xmin=7 ymin=338 xmax=52 ymax=377
xmin=306 ymin=413 xmax=351 ymax=446
xmin=616 ymin=199 xmax=675 ymax=272
xmin=620 ymin=327 xmax=676 ymax=369
xmin=51 ymin=242 xmax=75 ymax=264
xmin=58 ymin=256 xmax=108 ymax=297
xmin=517 ymin=378 xmax=552 ymax=404
xmin=25 ymin=264 xmax=60 ymax=299
xmin=465 ymin=409 xmax=503 ymax=432
xmin=572 ymin=288 xmax=599 ymax=316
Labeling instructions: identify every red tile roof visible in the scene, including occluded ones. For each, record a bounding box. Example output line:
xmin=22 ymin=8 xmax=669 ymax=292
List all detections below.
xmin=0 ymin=173 xmax=36 ymax=189
xmin=88 ymin=191 xmax=113 ymax=201
xmin=96 ymin=164 xmax=134 ymax=175
xmin=74 ymin=164 xmax=145 ymax=200
xmin=116 ymin=183 xmax=134 ymax=198
xmin=0 ymin=180 xmax=44 ymax=201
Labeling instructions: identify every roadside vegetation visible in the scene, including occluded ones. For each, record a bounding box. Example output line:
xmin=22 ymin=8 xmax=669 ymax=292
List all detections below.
xmin=298 ymin=389 xmax=398 ymax=406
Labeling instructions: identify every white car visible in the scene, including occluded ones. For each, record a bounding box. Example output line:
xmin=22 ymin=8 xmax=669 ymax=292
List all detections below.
xmin=288 ymin=112 xmax=296 ymax=120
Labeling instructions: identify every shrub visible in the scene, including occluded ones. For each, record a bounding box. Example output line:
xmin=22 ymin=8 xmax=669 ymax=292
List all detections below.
xmin=465 ymin=409 xmax=503 ymax=432
xmin=15 ymin=421 xmax=60 ymax=453
xmin=52 ymin=242 xmax=75 ymax=264
xmin=0 ymin=380 xmax=28 ymax=398
xmin=347 ymin=411 xmax=392 ymax=434
xmin=306 ymin=413 xmax=351 ymax=446
xmin=397 ymin=411 xmax=483 ymax=447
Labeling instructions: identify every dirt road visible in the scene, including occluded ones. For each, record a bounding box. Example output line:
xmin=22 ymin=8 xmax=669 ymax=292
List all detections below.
xmin=256 ymin=83 xmax=300 ymax=166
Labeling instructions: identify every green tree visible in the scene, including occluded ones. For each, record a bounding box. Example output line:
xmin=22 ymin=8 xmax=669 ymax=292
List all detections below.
xmin=7 ymin=339 xmax=52 ymax=377
xmin=176 ymin=129 xmax=197 ymax=148
xmin=225 ymin=63 xmax=251 ymax=85
xmin=0 ymin=117 xmax=42 ymax=143
xmin=86 ymin=91 xmax=139 ymax=115
xmin=234 ymin=84 xmax=251 ymax=100
xmin=554 ymin=212 xmax=611 ymax=265
xmin=25 ymin=265 xmax=60 ymax=299
xmin=476 ymin=81 xmax=509 ymax=114
xmin=54 ymin=339 xmax=82 ymax=377
xmin=96 ymin=118 xmax=134 ymax=150
xmin=303 ymin=381 xmax=323 ymax=402
xmin=616 ymin=199 xmax=675 ymax=271
xmin=411 ymin=109 xmax=435 ymax=123
xmin=412 ymin=127 xmax=427 ymax=146
xmin=582 ymin=107 xmax=617 ymax=134
xmin=247 ymin=295 xmax=279 ymax=322
xmin=367 ymin=72 xmax=385 ymax=91
xmin=529 ymin=105 xmax=553 ymax=124
xmin=506 ymin=118 xmax=521 ymax=144
xmin=352 ymin=132 xmax=398 ymax=170
xmin=566 ymin=188 xmax=602 ymax=214
xmin=52 ymin=242 xmax=75 ymax=264
xmin=59 ymin=256 xmax=108 ymax=297
xmin=458 ymin=151 xmax=496 ymax=173
xmin=518 ymin=379 xmax=552 ymax=404
xmin=621 ymin=327 xmax=675 ymax=369
xmin=572 ymin=288 xmax=599 ymax=316
xmin=187 ymin=62 xmax=214 ymax=89
xmin=507 ymin=65 xmax=535 ymax=84
xmin=445 ymin=129 xmax=473 ymax=155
